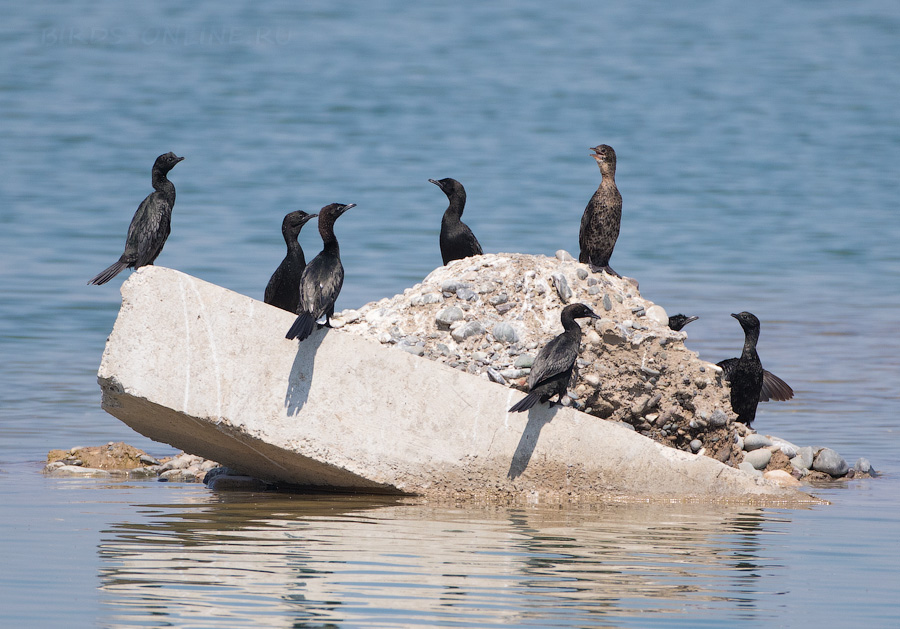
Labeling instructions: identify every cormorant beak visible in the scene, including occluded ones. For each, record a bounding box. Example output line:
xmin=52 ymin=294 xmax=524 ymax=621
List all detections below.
xmin=341 ymin=203 xmax=356 ymax=213
xmin=684 ymin=316 xmax=699 ymax=325
xmin=590 ymin=313 xmax=601 ymax=319
xmin=173 ymin=156 xmax=185 ymax=163
xmin=730 ymin=313 xmax=739 ymax=320
xmin=428 ymin=178 xmax=441 ymax=188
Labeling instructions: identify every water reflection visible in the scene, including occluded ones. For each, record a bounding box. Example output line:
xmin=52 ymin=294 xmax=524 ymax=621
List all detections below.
xmin=98 ymin=492 xmax=797 ymax=627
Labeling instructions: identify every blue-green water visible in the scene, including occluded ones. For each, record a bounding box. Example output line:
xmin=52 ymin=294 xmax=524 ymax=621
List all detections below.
xmin=2 ymin=1 xmax=899 ymax=626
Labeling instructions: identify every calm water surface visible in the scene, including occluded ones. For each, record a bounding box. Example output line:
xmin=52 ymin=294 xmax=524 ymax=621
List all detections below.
xmin=2 ymin=1 xmax=900 ymax=626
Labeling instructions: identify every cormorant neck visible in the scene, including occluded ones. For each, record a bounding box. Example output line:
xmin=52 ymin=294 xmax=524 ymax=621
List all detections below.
xmin=600 ymin=162 xmax=616 ymax=182
xmin=318 ymin=217 xmax=339 ymax=248
xmin=742 ymin=326 xmax=760 ymax=354
xmin=151 ymin=168 xmax=173 ymax=192
xmin=284 ymin=229 xmax=302 ymax=251
xmin=445 ymin=191 xmax=466 ymax=217
xmin=560 ymin=313 xmax=584 ymax=335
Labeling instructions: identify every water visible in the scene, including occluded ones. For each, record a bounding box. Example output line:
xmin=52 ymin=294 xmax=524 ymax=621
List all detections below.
xmin=2 ymin=1 xmax=900 ymax=625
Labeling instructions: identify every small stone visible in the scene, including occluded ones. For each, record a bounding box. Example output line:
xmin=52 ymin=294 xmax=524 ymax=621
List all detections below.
xmin=795 ymin=446 xmax=814 ymax=470
xmin=419 ymin=293 xmax=443 ymax=305
xmin=441 ymin=280 xmax=465 ymax=294
xmin=492 ymin=322 xmax=519 ymax=344
xmin=645 ymin=305 xmax=668 ymax=326
xmin=500 ymin=368 xmax=529 ymax=379
xmin=551 ymin=273 xmax=572 ymax=303
xmin=853 ymin=458 xmax=874 ymax=475
xmin=602 ymin=294 xmax=612 ymax=311
xmin=45 ymin=465 xmax=111 ymax=477
xmin=771 ymin=438 xmax=799 ymax=459
xmin=488 ymin=293 xmax=508 ymax=306
xmin=514 ymin=354 xmax=534 ymax=369
xmin=583 ymin=373 xmax=601 ymax=386
xmin=533 ymin=280 xmax=549 ymax=296
xmin=401 ymin=345 xmax=425 ymax=357
xmin=764 ymin=470 xmax=801 ymax=487
xmin=456 ymin=287 xmax=477 ymax=301
xmin=486 ymin=368 xmax=507 ymax=385
xmin=812 ymin=448 xmax=849 ymax=477
xmin=585 ymin=330 xmax=601 ymax=346
xmin=377 ymin=331 xmax=393 ymax=344
xmin=495 ymin=302 xmax=515 ymax=315
xmin=576 ymin=268 xmax=588 ymax=280
xmin=743 ymin=434 xmax=773 ymax=451
xmin=436 ymin=306 xmax=465 ymax=328
xmin=738 ymin=461 xmax=763 ymax=476
xmin=555 ymin=249 xmax=575 ymax=261
xmin=708 ymin=409 xmax=729 ymax=427
xmin=640 ymin=366 xmax=660 ymax=377
xmin=690 ymin=439 xmax=702 ymax=453
xmin=744 ymin=448 xmax=772 ymax=470
xmin=139 ymin=454 xmax=160 ymax=466
xmin=340 ymin=309 xmax=361 ymax=323
xmin=588 ymin=285 xmax=602 ymax=296
xmin=451 ymin=321 xmax=486 ymax=342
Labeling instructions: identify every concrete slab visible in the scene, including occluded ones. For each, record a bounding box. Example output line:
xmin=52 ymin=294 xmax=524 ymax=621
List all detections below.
xmin=97 ymin=266 xmax=820 ymax=504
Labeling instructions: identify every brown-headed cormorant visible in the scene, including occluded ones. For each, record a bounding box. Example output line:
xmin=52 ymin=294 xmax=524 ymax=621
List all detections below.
xmin=578 ymin=144 xmax=622 ymax=276
xmin=508 ymin=303 xmax=600 ymax=413
xmin=88 ymin=152 xmax=184 ymax=285
xmin=428 ymin=177 xmax=483 ymax=265
xmin=264 ymin=210 xmax=318 ymax=313
xmin=286 ymin=203 xmax=355 ymax=341
xmin=716 ymin=311 xmax=794 ymax=426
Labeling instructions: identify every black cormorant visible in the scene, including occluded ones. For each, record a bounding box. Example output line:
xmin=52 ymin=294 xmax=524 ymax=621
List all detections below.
xmin=88 ymin=152 xmax=184 ymax=285
xmin=264 ymin=210 xmax=318 ymax=313
xmin=578 ymin=144 xmax=622 ymax=276
xmin=668 ymin=314 xmax=699 ymax=331
xmin=716 ymin=312 xmax=793 ymax=426
xmin=428 ymin=177 xmax=483 ymax=265
xmin=508 ymin=303 xmax=600 ymax=413
xmin=286 ymin=203 xmax=355 ymax=341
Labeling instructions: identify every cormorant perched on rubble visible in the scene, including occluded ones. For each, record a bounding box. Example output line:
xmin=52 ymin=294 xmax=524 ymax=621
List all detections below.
xmin=428 ymin=177 xmax=483 ymax=265
xmin=716 ymin=312 xmax=794 ymax=426
xmin=668 ymin=313 xmax=699 ymax=331
xmin=264 ymin=210 xmax=318 ymax=313
xmin=286 ymin=203 xmax=355 ymax=342
xmin=88 ymin=152 xmax=184 ymax=285
xmin=508 ymin=303 xmax=601 ymax=413
xmin=578 ymin=144 xmax=622 ymax=276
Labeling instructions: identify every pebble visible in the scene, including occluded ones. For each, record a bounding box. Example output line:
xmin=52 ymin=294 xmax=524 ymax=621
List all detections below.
xmin=412 ymin=292 xmax=442 ymax=305
xmin=576 ymin=268 xmax=588 ymax=280
xmin=764 ymin=469 xmax=801 ymax=487
xmin=401 ymin=345 xmax=425 ymax=357
xmin=585 ymin=330 xmax=601 ymax=346
xmin=377 ymin=331 xmax=392 ymax=344
xmin=793 ymin=446 xmax=814 ymax=470
xmin=588 ymin=285 xmax=602 ymax=296
xmin=743 ymin=434 xmax=773 ymax=451
xmin=340 ymin=309 xmax=361 ymax=323
xmin=812 ymin=448 xmax=849 ymax=477
xmin=456 ymin=287 xmax=478 ymax=301
xmin=486 ymin=367 xmax=507 ymax=385
xmin=489 ymin=293 xmax=508 ymax=306
xmin=500 ymin=368 xmax=529 ymax=379
xmin=555 ymin=249 xmax=575 ymax=261
xmin=435 ymin=306 xmax=464 ymax=328
xmin=45 ymin=464 xmax=111 ymax=477
xmin=645 ymin=305 xmax=668 ymax=326
xmin=690 ymin=439 xmax=702 ymax=453
xmin=451 ymin=321 xmax=486 ymax=342
xmin=602 ymin=294 xmax=612 ymax=311
xmin=853 ymin=458 xmax=874 ymax=475
xmin=441 ymin=280 xmax=466 ymax=294
xmin=738 ymin=461 xmax=763 ymax=477
xmin=551 ymin=273 xmax=572 ymax=303
xmin=770 ymin=438 xmax=799 ymax=459
xmin=514 ymin=354 xmax=534 ymax=369
xmin=492 ymin=322 xmax=519 ymax=344
xmin=708 ymin=409 xmax=729 ymax=427
xmin=743 ymin=448 xmax=772 ymax=470
xmin=139 ymin=454 xmax=160 ymax=466
xmin=495 ymin=302 xmax=515 ymax=315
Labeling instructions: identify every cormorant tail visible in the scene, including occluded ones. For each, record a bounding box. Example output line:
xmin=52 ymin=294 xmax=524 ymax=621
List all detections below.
xmin=508 ymin=392 xmax=540 ymax=413
xmin=286 ymin=313 xmax=317 ymax=341
xmin=88 ymin=260 xmax=128 ymax=285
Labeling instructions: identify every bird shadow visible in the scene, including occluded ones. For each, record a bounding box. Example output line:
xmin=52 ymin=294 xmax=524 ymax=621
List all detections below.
xmin=507 ymin=404 xmax=560 ymax=480
xmin=284 ymin=329 xmax=328 ymax=416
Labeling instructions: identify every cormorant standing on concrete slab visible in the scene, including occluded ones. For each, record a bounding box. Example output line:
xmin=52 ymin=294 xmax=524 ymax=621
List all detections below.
xmin=716 ymin=312 xmax=793 ymax=426
xmin=429 ymin=177 xmax=483 ymax=265
xmin=286 ymin=203 xmax=355 ymax=341
xmin=88 ymin=152 xmax=184 ymax=285
xmin=508 ymin=303 xmax=601 ymax=413
xmin=265 ymin=210 xmax=318 ymax=313
xmin=578 ymin=144 xmax=622 ymax=276
xmin=668 ymin=314 xmax=699 ymax=331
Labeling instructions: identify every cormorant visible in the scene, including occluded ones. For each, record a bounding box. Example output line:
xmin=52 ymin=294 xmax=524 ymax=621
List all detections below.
xmin=428 ymin=178 xmax=483 ymax=265
xmin=264 ymin=210 xmax=318 ymax=313
xmin=716 ymin=312 xmax=794 ymax=426
xmin=508 ymin=303 xmax=601 ymax=413
xmin=668 ymin=314 xmax=699 ymax=331
xmin=578 ymin=144 xmax=622 ymax=276
xmin=286 ymin=203 xmax=355 ymax=341
xmin=88 ymin=152 xmax=184 ymax=285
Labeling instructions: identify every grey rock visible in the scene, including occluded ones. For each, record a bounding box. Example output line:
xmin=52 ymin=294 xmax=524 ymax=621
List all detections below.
xmin=743 ymin=448 xmax=772 ymax=470
xmin=436 ymin=306 xmax=465 ymax=329
xmin=853 ymin=458 xmax=874 ymax=475
xmin=602 ymin=294 xmax=612 ymax=311
xmin=576 ymin=268 xmax=588 ymax=280
xmin=555 ymin=249 xmax=575 ymax=261
xmin=743 ymin=434 xmax=773 ymax=451
xmin=488 ymin=293 xmax=508 ymax=306
xmin=401 ymin=345 xmax=425 ymax=357
xmin=451 ymin=321 xmax=486 ymax=342
xmin=500 ymin=368 xmax=529 ymax=379
xmin=770 ymin=438 xmax=799 ymax=459
xmin=495 ymin=302 xmax=515 ymax=315
xmin=514 ymin=354 xmax=534 ymax=369
xmin=441 ymin=280 xmax=466 ymax=294
xmin=690 ymin=439 xmax=702 ymax=453
xmin=492 ymin=322 xmax=519 ymax=344
xmin=486 ymin=367 xmax=507 ymax=385
xmin=795 ymin=446 xmax=814 ymax=470
xmin=551 ymin=273 xmax=572 ymax=303
xmin=738 ymin=461 xmax=763 ymax=476
xmin=418 ymin=292 xmax=443 ymax=305
xmin=139 ymin=454 xmax=160 ymax=466
xmin=708 ymin=409 xmax=730 ymax=427
xmin=159 ymin=468 xmax=199 ymax=482
xmin=588 ymin=285 xmax=602 ymax=296
xmin=812 ymin=448 xmax=849 ymax=477
xmin=456 ymin=287 xmax=478 ymax=301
